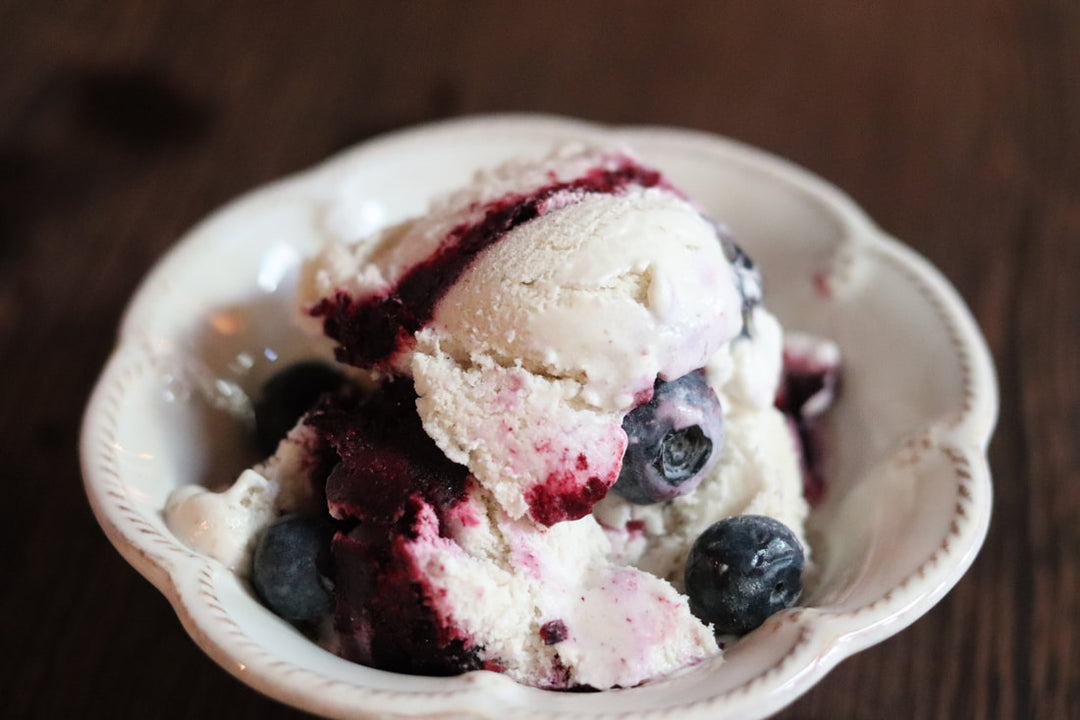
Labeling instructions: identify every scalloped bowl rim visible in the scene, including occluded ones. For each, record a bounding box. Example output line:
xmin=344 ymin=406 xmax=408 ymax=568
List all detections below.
xmin=81 ymin=114 xmax=997 ymax=720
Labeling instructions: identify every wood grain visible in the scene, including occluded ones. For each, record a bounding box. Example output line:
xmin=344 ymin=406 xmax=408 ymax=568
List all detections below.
xmin=2 ymin=2 xmax=1077 ymax=717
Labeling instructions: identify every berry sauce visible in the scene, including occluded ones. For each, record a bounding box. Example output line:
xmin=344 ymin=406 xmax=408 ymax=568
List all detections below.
xmin=526 ymin=474 xmax=610 ymax=526
xmin=310 ymin=157 xmax=667 ymax=370
xmin=775 ymin=349 xmax=841 ymax=505
xmin=539 ymin=619 xmax=569 ymax=645
xmin=308 ymin=382 xmax=469 ymax=529
xmin=302 ymin=383 xmax=483 ymax=675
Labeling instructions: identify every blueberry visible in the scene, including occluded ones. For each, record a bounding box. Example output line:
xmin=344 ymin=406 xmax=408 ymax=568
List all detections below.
xmin=684 ymin=515 xmax=804 ymax=635
xmin=717 ymin=226 xmax=763 ymax=337
xmin=254 ymin=361 xmax=345 ymax=456
xmin=251 ymin=514 xmax=334 ymax=623
xmin=611 ymin=371 xmax=723 ymax=504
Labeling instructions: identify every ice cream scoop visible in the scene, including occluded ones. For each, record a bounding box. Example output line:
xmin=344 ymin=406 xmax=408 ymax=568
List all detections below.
xmin=303 ymin=147 xmax=745 ymax=524
xmin=166 ymin=145 xmax=833 ymax=690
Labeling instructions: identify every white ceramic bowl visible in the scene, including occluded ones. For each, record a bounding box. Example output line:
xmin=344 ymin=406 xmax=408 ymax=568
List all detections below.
xmin=81 ymin=115 xmax=997 ymax=719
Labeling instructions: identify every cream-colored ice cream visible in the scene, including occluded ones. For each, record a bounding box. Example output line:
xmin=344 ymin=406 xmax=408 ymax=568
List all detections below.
xmin=166 ymin=145 xmax=829 ymax=690
xmin=302 ymin=148 xmax=745 ymax=526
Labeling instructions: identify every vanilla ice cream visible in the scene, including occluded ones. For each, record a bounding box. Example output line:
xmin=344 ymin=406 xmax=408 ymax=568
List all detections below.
xmin=166 ymin=145 xmax=838 ymax=690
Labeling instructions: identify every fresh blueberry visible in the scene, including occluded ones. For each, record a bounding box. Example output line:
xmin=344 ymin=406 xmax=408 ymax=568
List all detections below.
xmin=254 ymin=361 xmax=345 ymax=456
xmin=611 ymin=371 xmax=723 ymax=504
xmin=251 ymin=514 xmax=334 ymax=623
xmin=684 ymin=515 xmax=804 ymax=635
xmin=716 ymin=225 xmax=763 ymax=337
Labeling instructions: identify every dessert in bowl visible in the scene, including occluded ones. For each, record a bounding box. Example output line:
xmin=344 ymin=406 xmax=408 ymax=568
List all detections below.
xmin=81 ymin=115 xmax=996 ymax=719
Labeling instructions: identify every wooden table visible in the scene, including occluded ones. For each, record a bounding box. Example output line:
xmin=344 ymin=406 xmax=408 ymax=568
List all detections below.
xmin=3 ymin=2 xmax=1076 ymax=717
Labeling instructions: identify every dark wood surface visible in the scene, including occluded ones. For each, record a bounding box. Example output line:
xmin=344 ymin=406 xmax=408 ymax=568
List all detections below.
xmin=3 ymin=2 xmax=1077 ymax=717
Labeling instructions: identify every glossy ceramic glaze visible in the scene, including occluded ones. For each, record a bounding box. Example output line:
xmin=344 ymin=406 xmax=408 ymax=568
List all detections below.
xmin=81 ymin=115 xmax=997 ymax=719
